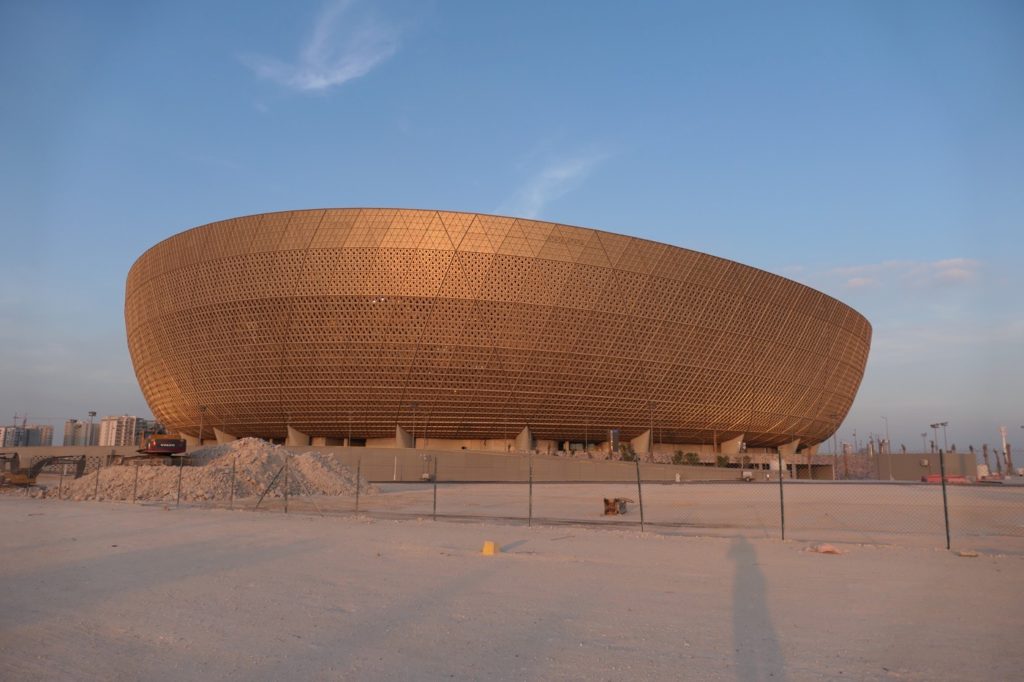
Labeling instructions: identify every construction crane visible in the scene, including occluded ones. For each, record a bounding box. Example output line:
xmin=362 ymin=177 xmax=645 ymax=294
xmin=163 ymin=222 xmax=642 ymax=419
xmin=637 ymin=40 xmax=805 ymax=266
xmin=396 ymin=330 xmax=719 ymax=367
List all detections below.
xmin=11 ymin=414 xmax=68 ymax=426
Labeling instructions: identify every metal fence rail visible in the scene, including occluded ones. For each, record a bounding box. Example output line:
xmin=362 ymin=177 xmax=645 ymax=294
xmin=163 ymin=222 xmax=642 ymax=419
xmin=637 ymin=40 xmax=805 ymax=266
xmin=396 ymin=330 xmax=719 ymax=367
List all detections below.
xmin=28 ymin=449 xmax=1024 ymax=555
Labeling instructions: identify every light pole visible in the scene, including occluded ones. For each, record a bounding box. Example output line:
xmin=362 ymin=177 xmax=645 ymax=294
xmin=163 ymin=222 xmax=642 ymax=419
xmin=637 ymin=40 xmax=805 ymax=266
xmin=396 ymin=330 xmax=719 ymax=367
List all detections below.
xmin=410 ymin=402 xmax=418 ymax=449
xmin=648 ymin=400 xmax=655 ymax=462
xmin=829 ymin=412 xmax=840 ymax=479
xmin=198 ymin=405 xmax=207 ymax=446
xmin=930 ymin=421 xmax=948 ymax=452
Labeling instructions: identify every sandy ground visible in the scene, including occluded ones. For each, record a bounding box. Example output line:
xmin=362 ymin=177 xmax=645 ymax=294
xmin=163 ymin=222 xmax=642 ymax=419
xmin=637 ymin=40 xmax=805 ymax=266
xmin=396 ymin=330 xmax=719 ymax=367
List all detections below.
xmin=64 ymin=477 xmax=1015 ymax=555
xmin=2 ymin=497 xmax=1022 ymax=681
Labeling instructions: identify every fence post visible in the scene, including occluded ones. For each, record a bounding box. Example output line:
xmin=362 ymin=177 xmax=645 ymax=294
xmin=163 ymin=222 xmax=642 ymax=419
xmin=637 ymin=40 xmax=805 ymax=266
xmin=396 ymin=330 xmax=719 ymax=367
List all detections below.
xmin=284 ymin=453 xmax=289 ymax=514
xmin=176 ymin=456 xmax=184 ymax=507
xmin=93 ymin=458 xmax=101 ymax=500
xmin=354 ymin=457 xmax=361 ymax=513
xmin=432 ymin=455 xmax=438 ymax=521
xmin=635 ymin=459 xmax=645 ymax=532
xmin=939 ymin=449 xmax=951 ymax=550
xmin=255 ymin=465 xmax=285 ymax=510
xmin=777 ymin=450 xmax=786 ymax=540
xmin=58 ymin=463 xmax=66 ymax=500
xmin=132 ymin=463 xmax=139 ymax=503
xmin=528 ymin=453 xmax=534 ymax=527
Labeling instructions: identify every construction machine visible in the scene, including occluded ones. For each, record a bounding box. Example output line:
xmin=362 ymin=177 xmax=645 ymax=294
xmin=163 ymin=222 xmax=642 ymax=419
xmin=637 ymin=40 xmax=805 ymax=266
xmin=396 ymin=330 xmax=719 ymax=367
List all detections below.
xmin=138 ymin=436 xmax=187 ymax=456
xmin=111 ymin=436 xmax=189 ymax=466
xmin=1 ymin=452 xmax=87 ymax=487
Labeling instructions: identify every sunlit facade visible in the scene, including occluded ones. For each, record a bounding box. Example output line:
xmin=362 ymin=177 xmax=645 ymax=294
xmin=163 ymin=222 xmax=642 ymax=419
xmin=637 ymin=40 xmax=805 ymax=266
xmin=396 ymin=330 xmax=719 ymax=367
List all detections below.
xmin=126 ymin=209 xmax=870 ymax=450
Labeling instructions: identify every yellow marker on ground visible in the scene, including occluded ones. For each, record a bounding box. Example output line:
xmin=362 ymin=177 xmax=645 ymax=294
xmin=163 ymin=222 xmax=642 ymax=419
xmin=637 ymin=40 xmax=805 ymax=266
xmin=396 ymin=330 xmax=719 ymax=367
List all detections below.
xmin=481 ymin=540 xmax=498 ymax=556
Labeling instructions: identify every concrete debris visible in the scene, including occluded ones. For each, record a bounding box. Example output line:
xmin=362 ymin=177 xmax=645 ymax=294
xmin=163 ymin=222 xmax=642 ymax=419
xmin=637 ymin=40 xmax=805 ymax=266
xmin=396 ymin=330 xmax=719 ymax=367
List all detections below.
xmin=808 ymin=543 xmax=843 ymax=555
xmin=62 ymin=438 xmax=376 ymax=502
xmin=957 ymin=550 xmax=979 ymax=558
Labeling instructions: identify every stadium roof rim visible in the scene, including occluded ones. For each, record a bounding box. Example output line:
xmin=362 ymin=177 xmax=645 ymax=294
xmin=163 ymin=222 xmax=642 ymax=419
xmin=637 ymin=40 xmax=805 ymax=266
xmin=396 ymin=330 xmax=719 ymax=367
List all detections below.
xmin=139 ymin=207 xmax=869 ymax=330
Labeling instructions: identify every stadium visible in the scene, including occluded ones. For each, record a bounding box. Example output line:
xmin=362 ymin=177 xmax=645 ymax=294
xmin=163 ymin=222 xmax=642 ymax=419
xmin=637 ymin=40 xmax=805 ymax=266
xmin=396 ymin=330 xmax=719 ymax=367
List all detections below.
xmin=125 ymin=208 xmax=870 ymax=455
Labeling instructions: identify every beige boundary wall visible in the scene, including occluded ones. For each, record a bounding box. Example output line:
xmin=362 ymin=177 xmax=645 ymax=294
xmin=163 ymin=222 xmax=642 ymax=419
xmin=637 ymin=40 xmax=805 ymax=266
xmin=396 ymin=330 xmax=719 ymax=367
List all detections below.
xmin=286 ymin=446 xmax=753 ymax=483
xmin=14 ymin=445 xmax=770 ymax=483
xmin=875 ymin=452 xmax=978 ymax=481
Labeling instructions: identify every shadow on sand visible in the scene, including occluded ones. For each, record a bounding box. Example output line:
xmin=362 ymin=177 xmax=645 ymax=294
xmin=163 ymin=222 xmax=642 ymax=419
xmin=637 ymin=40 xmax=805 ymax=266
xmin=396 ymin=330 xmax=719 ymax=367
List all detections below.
xmin=728 ymin=536 xmax=786 ymax=681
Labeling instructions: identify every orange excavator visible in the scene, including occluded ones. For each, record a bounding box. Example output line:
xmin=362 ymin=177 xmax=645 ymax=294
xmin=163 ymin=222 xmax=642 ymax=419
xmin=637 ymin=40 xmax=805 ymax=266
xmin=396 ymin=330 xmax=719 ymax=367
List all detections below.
xmin=137 ymin=436 xmax=187 ymax=456
xmin=111 ymin=436 xmax=189 ymax=466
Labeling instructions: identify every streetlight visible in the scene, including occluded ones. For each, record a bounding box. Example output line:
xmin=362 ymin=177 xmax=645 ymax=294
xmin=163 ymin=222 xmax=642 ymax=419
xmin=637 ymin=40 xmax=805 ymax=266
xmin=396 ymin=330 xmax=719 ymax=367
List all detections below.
xmin=401 ymin=402 xmax=418 ymax=449
xmin=829 ymin=412 xmax=840 ymax=455
xmin=648 ymin=400 xmax=655 ymax=462
xmin=930 ymin=421 xmax=948 ymax=452
xmin=411 ymin=402 xmax=418 ymax=449
xmin=504 ymin=409 xmax=510 ymax=452
xmin=828 ymin=412 xmax=841 ymax=479
xmin=198 ymin=405 xmax=207 ymax=446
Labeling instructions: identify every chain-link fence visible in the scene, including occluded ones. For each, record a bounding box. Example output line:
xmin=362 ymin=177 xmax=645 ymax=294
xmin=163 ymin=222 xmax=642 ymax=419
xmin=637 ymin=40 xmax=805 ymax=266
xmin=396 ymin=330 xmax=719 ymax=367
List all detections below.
xmin=16 ymin=448 xmax=1024 ymax=554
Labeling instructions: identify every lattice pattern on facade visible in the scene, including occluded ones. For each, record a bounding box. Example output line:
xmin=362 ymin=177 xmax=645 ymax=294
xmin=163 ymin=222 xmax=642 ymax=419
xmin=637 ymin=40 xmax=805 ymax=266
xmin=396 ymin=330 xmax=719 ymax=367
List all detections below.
xmin=125 ymin=209 xmax=871 ymax=447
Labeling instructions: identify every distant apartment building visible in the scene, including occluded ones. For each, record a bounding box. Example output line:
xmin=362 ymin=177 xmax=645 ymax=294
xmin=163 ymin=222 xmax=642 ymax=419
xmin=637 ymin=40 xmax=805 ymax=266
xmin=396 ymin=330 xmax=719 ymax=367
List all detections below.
xmin=62 ymin=421 xmax=78 ymax=446
xmin=0 ymin=424 xmax=52 ymax=447
xmin=62 ymin=419 xmax=99 ymax=446
xmin=26 ymin=424 xmax=53 ymax=446
xmin=98 ymin=415 xmax=158 ymax=447
xmin=0 ymin=426 xmax=23 ymax=447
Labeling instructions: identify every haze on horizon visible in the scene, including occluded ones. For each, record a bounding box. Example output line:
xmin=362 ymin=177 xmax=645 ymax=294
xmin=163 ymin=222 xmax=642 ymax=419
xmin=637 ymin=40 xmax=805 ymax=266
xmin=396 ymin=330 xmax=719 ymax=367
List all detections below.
xmin=1 ymin=1 xmax=1021 ymax=454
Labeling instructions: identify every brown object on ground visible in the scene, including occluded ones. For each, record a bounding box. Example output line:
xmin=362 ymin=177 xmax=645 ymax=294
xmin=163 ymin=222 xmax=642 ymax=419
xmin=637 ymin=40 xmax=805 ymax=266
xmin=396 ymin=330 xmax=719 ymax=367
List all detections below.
xmin=957 ymin=550 xmax=979 ymax=558
xmin=809 ymin=543 xmax=843 ymax=554
xmin=604 ymin=497 xmax=633 ymax=515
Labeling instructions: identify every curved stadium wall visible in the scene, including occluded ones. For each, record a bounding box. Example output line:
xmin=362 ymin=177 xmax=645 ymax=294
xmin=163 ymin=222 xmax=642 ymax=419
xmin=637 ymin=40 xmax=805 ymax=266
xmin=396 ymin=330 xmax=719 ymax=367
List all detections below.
xmin=125 ymin=208 xmax=871 ymax=449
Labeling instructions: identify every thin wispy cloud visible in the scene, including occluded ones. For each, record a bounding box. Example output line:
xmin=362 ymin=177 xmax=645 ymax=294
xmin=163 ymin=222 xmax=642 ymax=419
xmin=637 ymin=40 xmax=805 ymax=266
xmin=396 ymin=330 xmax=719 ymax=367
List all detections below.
xmin=845 ymin=276 xmax=877 ymax=289
xmin=824 ymin=258 xmax=982 ymax=291
xmin=500 ymin=151 xmax=608 ymax=219
xmin=241 ymin=0 xmax=399 ymax=92
xmin=871 ymin=318 xmax=1024 ymax=362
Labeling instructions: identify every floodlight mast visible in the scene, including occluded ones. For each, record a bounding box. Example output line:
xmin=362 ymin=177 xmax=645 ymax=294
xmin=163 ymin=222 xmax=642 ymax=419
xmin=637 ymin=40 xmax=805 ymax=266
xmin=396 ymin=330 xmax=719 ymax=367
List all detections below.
xmin=930 ymin=421 xmax=948 ymax=452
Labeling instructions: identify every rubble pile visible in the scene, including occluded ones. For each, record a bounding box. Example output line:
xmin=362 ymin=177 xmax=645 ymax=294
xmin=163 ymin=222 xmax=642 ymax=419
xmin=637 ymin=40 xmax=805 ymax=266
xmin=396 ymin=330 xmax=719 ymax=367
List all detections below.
xmin=63 ymin=438 xmax=376 ymax=502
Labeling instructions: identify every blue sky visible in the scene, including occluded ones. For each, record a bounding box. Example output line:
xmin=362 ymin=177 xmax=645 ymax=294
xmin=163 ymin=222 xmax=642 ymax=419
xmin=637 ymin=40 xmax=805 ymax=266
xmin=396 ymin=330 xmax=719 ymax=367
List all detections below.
xmin=1 ymin=0 xmax=1021 ymax=453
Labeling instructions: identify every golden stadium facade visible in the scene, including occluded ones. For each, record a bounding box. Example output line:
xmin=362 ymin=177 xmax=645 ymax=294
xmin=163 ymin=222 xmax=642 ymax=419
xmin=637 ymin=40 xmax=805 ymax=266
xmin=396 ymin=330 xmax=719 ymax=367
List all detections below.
xmin=125 ymin=209 xmax=870 ymax=451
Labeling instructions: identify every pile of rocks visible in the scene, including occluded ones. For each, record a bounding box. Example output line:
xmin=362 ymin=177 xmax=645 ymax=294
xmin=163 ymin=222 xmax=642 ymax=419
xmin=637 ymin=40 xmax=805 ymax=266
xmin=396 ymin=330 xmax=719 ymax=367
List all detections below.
xmin=63 ymin=438 xmax=375 ymax=502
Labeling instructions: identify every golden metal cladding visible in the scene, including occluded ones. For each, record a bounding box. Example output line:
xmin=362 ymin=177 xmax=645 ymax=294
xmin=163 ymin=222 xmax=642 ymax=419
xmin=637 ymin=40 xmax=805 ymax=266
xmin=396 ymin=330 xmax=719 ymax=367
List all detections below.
xmin=125 ymin=209 xmax=871 ymax=447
